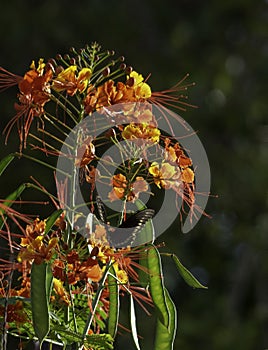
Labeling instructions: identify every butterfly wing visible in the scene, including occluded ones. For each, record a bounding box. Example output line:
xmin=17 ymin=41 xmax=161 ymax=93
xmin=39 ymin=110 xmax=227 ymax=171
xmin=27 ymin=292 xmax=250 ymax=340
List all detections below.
xmin=96 ymin=195 xmax=107 ymax=224
xmin=107 ymin=208 xmax=155 ymax=247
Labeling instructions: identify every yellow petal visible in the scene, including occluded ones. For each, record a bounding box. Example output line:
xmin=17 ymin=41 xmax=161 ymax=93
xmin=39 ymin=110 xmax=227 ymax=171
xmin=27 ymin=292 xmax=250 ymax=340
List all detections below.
xmin=130 ymin=71 xmax=144 ymax=85
xmin=78 ymin=68 xmax=92 ymax=80
xmin=161 ymin=162 xmax=176 ymax=178
xmin=137 ymin=83 xmax=151 ymax=98
xmin=149 ymin=162 xmax=160 ymax=176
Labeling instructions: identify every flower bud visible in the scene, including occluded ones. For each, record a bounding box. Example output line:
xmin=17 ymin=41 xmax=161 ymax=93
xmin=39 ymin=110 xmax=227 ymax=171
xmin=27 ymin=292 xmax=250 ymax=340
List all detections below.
xmin=55 ymin=66 xmax=64 ymax=75
xmin=125 ymin=66 xmax=133 ymax=75
xmin=102 ymin=67 xmax=110 ymax=77
xmin=69 ymin=58 xmax=76 ymax=65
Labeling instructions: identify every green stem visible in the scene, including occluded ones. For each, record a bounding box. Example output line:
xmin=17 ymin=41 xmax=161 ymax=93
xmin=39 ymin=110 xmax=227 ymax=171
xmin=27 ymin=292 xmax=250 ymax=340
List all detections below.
xmin=15 ymin=153 xmax=70 ymax=177
xmin=68 ymin=128 xmax=80 ymax=236
xmin=79 ymin=261 xmax=112 ymax=349
xmin=36 ymin=128 xmax=74 ymax=149
xmin=44 ymin=112 xmax=73 ymax=132
xmin=49 ymin=94 xmax=80 ymax=124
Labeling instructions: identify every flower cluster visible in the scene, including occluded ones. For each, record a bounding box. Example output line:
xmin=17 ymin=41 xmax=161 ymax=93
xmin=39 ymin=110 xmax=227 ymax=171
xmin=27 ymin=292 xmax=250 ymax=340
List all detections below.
xmin=0 ymin=43 xmax=202 ymax=350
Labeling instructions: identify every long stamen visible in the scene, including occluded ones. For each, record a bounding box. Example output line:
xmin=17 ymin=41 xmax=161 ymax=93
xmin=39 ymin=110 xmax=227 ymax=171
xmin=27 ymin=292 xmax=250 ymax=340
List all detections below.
xmin=0 ymin=67 xmax=21 ymax=92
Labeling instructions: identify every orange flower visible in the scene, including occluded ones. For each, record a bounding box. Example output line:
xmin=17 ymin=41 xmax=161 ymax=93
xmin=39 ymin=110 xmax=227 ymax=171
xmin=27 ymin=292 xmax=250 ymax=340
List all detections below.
xmin=108 ymin=173 xmax=127 ymax=201
xmin=164 ymin=138 xmax=193 ymax=168
xmin=108 ymin=174 xmax=148 ymax=202
xmin=132 ymin=176 xmax=149 ymax=195
xmin=21 ymin=218 xmax=46 ymax=246
xmin=181 ymin=167 xmax=195 ymax=183
xmin=108 ymin=186 xmax=125 ymax=202
xmin=85 ymin=166 xmax=100 ymax=187
xmin=83 ymin=72 xmax=151 ymax=114
xmin=52 ymin=65 xmax=92 ymax=96
xmin=18 ymin=219 xmax=59 ymax=264
xmin=3 ymin=59 xmax=53 ymax=150
xmin=75 ymin=137 xmax=95 ymax=168
xmin=78 ymin=259 xmax=103 ymax=282
xmin=84 ymin=80 xmax=131 ymax=113
xmin=53 ymin=249 xmax=103 ymax=286
xmin=0 ymin=301 xmax=28 ymax=324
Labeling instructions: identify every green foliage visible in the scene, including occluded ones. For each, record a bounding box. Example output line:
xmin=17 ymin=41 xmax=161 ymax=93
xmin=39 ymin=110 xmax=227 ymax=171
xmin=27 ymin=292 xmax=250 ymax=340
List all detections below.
xmin=31 ymin=262 xmax=53 ymax=345
xmin=107 ymin=265 xmax=120 ymax=338
xmin=171 ymin=254 xmax=207 ymax=289
xmin=44 ymin=209 xmax=63 ymax=234
xmin=147 ymin=244 xmax=170 ymax=328
xmin=84 ymin=333 xmax=114 ymax=350
xmin=0 ymin=154 xmax=14 ymax=176
xmin=154 ymin=288 xmax=177 ymax=350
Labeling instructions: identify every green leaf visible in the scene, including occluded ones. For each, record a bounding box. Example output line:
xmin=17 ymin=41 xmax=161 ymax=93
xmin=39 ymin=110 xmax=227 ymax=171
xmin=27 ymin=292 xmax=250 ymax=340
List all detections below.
xmin=130 ymin=293 xmax=141 ymax=350
xmin=107 ymin=265 xmax=119 ymax=338
xmin=45 ymin=209 xmax=63 ymax=234
xmin=31 ymin=262 xmax=53 ymax=345
xmin=0 ymin=154 xmax=15 ymax=176
xmin=52 ymin=325 xmax=83 ymax=344
xmin=171 ymin=254 xmax=207 ymax=289
xmin=84 ymin=333 xmax=114 ymax=349
xmin=154 ymin=288 xmax=177 ymax=350
xmin=0 ymin=183 xmax=27 ymax=230
xmin=147 ymin=244 xmax=170 ymax=328
xmin=134 ymin=199 xmax=155 ymax=244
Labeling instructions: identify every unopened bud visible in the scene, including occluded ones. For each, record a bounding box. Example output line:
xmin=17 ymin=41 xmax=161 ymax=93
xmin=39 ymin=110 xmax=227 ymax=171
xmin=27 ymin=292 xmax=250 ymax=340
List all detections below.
xmin=102 ymin=67 xmax=110 ymax=77
xmin=45 ymin=62 xmax=55 ymax=73
xmin=125 ymin=66 xmax=133 ymax=75
xmin=56 ymin=66 xmax=64 ymax=75
xmin=69 ymin=58 xmax=76 ymax=65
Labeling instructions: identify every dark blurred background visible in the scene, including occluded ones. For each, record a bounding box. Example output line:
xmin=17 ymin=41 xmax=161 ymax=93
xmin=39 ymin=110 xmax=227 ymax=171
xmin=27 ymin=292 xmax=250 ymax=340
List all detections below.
xmin=0 ymin=0 xmax=267 ymax=349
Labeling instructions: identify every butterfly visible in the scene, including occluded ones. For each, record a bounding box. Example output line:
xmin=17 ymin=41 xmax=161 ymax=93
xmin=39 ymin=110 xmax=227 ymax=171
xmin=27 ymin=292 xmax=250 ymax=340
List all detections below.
xmin=95 ymin=196 xmax=155 ymax=248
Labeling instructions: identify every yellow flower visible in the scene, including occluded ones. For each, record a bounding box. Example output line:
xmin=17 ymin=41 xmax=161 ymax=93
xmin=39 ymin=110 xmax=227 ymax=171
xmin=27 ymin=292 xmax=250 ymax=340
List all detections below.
xmin=129 ymin=71 xmax=145 ymax=85
xmin=53 ymin=278 xmax=70 ymax=305
xmin=122 ymin=123 xmax=160 ymax=144
xmin=129 ymin=71 xmax=152 ymax=99
xmin=17 ymin=235 xmax=58 ymax=264
xmin=53 ymin=65 xmax=92 ymax=96
xmin=113 ymin=262 xmax=128 ymax=284
xmin=149 ymin=161 xmax=181 ymax=189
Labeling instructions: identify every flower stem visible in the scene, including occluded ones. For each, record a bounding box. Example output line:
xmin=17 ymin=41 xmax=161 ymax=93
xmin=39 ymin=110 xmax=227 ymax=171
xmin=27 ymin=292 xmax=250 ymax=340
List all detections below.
xmin=79 ymin=261 xmax=113 ymax=349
